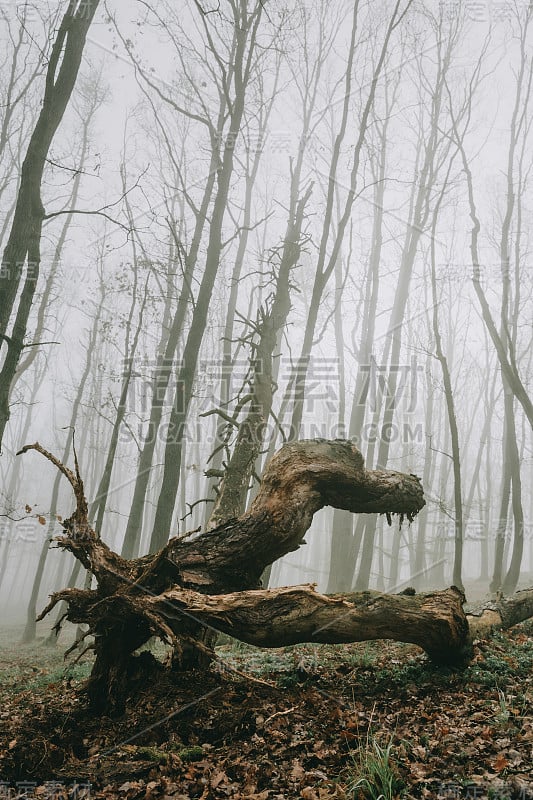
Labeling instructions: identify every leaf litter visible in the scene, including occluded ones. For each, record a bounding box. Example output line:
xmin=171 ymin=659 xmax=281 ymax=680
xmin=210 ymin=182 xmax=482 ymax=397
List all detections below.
xmin=0 ymin=622 xmax=531 ymax=799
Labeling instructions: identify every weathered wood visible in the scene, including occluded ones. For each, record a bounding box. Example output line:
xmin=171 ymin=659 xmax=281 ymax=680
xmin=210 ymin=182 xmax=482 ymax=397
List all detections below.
xmin=467 ymin=588 xmax=533 ymax=639
xmin=22 ymin=438 xmax=425 ymax=594
xmin=151 ymin=584 xmax=472 ymax=665
xmin=168 ymin=439 xmax=425 ymax=592
xmin=20 ymin=438 xmax=533 ymax=716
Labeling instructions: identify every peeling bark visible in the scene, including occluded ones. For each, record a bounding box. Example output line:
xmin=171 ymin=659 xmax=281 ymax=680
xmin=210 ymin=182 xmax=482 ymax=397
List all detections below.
xmin=173 ymin=439 xmax=425 ymax=592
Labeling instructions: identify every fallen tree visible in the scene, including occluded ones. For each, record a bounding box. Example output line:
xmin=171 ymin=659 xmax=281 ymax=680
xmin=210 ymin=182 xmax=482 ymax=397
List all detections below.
xmin=19 ymin=438 xmax=533 ymax=715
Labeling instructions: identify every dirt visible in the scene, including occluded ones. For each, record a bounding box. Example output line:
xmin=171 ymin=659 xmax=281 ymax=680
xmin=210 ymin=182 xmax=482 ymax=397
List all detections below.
xmin=0 ymin=623 xmax=532 ymax=799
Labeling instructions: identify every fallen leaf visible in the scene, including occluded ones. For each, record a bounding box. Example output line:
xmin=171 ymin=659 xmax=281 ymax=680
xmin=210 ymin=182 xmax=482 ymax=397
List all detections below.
xmin=493 ymin=753 xmax=509 ymax=772
xmin=210 ymin=769 xmax=228 ymax=788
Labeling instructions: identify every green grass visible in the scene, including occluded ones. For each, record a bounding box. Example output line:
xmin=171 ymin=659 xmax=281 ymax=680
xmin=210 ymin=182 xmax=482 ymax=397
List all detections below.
xmin=347 ymin=728 xmax=404 ymax=800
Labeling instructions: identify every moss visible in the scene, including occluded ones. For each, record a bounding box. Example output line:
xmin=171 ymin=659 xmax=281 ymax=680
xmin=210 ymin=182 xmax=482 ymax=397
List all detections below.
xmin=177 ymin=745 xmax=204 ymax=762
xmin=137 ymin=746 xmax=168 ymax=763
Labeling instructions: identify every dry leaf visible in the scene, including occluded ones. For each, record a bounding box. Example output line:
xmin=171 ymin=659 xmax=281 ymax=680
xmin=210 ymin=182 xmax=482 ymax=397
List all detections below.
xmin=493 ymin=753 xmax=509 ymax=772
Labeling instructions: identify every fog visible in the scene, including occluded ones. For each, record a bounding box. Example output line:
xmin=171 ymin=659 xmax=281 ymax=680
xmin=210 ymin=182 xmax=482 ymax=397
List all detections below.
xmin=0 ymin=0 xmax=532 ymax=633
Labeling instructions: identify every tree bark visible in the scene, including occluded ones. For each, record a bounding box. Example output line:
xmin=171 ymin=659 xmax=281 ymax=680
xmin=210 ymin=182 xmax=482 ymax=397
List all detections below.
xmin=20 ymin=438 xmax=424 ymax=708
xmin=20 ymin=436 xmax=533 ymax=718
xmin=327 ymin=99 xmax=388 ymax=593
xmin=429 ymin=162 xmax=464 ymax=591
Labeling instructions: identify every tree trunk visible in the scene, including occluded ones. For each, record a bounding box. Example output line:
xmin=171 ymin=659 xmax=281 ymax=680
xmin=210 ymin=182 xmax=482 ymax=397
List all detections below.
xmin=22 ymin=438 xmax=423 ymax=710
xmin=289 ymin=0 xmax=409 ymax=437
xmin=429 ymin=169 xmax=464 ymax=591
xmin=120 ymin=99 xmax=221 ymax=560
xmin=0 ymin=0 xmax=101 ymax=449
xmin=206 ymin=184 xmax=312 ymax=530
xmin=413 ymin=355 xmax=435 ymax=589
xmin=149 ymin=2 xmax=264 ymax=553
xmin=327 ymin=102 xmax=388 ymax=593
xmin=17 ymin=436 xmax=533 ymax=717
xmin=21 ymin=136 xmax=101 ymax=643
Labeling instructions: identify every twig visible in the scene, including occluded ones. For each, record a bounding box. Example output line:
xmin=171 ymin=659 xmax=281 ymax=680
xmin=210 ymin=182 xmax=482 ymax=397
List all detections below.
xmin=264 ymin=705 xmax=299 ymax=724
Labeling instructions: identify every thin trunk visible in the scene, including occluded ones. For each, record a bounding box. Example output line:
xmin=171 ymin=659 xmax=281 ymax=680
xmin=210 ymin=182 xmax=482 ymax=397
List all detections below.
xmin=0 ymin=0 xmax=101 ymax=449
xmin=120 ymin=121 xmax=220 ymax=559
xmin=326 ymin=101 xmax=390 ymax=593
xmin=290 ymin=0 xmax=409 ymax=436
xmin=202 ymin=80 xmax=280 ymax=516
xmin=413 ymin=356 xmax=434 ymax=588
xmin=207 ymin=184 xmax=313 ymax=529
xmin=490 ymin=414 xmax=511 ymax=592
xmin=502 ymin=390 xmax=524 ymax=593
xmin=0 ymin=359 xmax=46 ymax=594
xmin=21 ymin=280 xmax=105 ymax=641
xmin=14 ymin=99 xmax=94 ymax=384
xmin=452 ymin=11 xmax=533 ymax=429
xmin=149 ymin=3 xmax=264 ymax=552
xmin=428 ymin=161 xmax=464 ymax=590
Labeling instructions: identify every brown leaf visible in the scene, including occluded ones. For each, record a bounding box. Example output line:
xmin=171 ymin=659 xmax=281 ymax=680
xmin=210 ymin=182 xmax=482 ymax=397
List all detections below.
xmin=333 ymin=786 xmax=348 ymax=800
xmin=409 ymin=762 xmax=429 ymax=780
xmin=291 ymin=761 xmax=306 ymax=781
xmin=37 ymin=515 xmax=46 ymax=525
xmin=412 ymin=744 xmax=427 ymax=759
xmin=210 ymin=769 xmax=228 ymax=788
xmin=493 ymin=753 xmax=509 ymax=772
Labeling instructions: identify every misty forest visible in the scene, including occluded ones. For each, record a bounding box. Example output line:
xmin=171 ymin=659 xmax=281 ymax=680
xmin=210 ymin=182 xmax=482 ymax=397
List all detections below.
xmin=0 ymin=0 xmax=532 ymax=797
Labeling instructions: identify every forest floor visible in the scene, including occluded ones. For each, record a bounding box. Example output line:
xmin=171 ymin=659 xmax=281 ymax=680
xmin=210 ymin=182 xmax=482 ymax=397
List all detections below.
xmin=0 ymin=620 xmax=532 ymax=800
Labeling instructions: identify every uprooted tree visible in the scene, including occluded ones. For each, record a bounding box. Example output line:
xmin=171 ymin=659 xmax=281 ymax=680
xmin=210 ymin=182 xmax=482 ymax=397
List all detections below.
xmin=19 ymin=438 xmax=533 ymax=716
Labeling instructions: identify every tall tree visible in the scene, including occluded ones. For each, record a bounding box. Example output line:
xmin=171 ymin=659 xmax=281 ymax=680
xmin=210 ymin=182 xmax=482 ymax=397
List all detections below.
xmin=354 ymin=9 xmax=473 ymax=590
xmin=0 ymin=0 xmax=101 ymax=449
xmin=450 ymin=6 xmax=532 ymax=590
xmin=326 ymin=69 xmax=397 ymax=592
xmin=118 ymin=0 xmax=270 ymax=557
xmin=149 ymin=0 xmax=266 ymax=553
xmin=21 ymin=274 xmax=106 ymax=642
xmin=289 ymin=0 xmax=411 ymax=438
xmin=428 ymin=165 xmax=464 ymax=590
xmin=450 ymin=8 xmax=533 ymax=430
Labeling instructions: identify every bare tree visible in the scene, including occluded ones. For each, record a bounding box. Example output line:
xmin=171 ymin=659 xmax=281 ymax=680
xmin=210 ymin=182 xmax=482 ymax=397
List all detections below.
xmin=327 ymin=64 xmax=399 ymax=592
xmin=449 ymin=6 xmax=532 ymax=591
xmin=21 ymin=273 xmax=107 ymax=643
xmin=428 ymin=164 xmax=464 ymax=590
xmin=289 ymin=0 xmax=412 ymax=438
xmin=149 ymin=0 xmax=268 ymax=553
xmin=450 ymin=9 xmax=533 ymax=430
xmin=0 ymin=5 xmax=48 ymax=218
xmin=0 ymin=1 xmax=101 ymax=449
xmin=116 ymin=0 xmax=273 ymax=557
